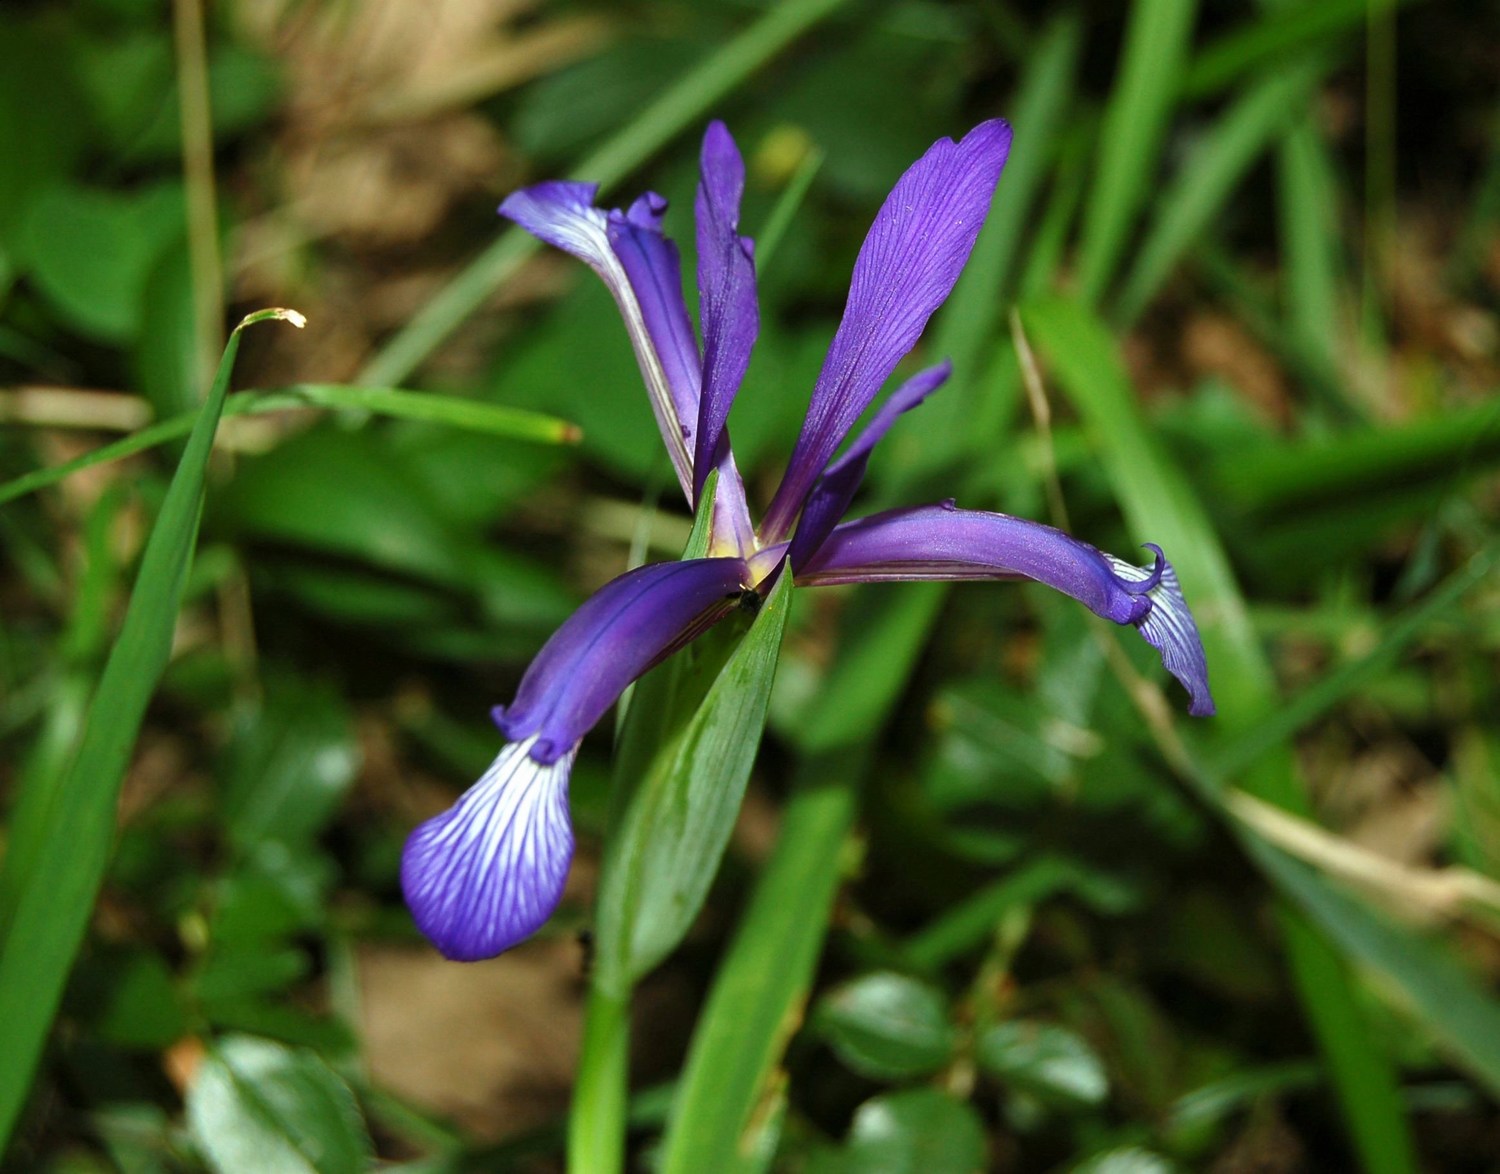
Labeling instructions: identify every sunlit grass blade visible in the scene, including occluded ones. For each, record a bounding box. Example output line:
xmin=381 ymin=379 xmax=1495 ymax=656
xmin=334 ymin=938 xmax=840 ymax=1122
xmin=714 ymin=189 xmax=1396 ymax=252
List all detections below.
xmin=1115 ymin=56 xmax=1325 ymax=324
xmin=1181 ymin=0 xmax=1406 ymax=98
xmin=1020 ymin=295 xmax=1419 ymax=1174
xmin=357 ymin=0 xmax=855 ymax=388
xmin=1074 ymin=0 xmax=1198 ymax=306
xmin=0 ymin=384 xmax=579 ymax=506
xmin=0 ymin=309 xmax=303 ymax=1155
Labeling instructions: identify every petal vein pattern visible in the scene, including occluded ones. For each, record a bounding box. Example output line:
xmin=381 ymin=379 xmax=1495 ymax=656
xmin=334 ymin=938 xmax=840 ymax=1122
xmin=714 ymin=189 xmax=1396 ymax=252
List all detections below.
xmin=401 ymin=737 xmax=578 ymax=961
xmin=763 ymin=120 xmax=1013 ymax=540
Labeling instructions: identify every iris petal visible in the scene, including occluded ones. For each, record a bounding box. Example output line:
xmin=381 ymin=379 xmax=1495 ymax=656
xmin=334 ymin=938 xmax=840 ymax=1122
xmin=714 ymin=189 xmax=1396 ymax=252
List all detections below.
xmin=1105 ymin=550 xmax=1215 ymax=717
xmin=762 ymin=120 xmax=1013 ymax=541
xmin=796 ymin=504 xmax=1214 ymax=716
xmin=493 ymin=557 xmax=749 ymax=756
xmin=401 ymin=737 xmax=578 ymax=961
xmin=500 ymin=182 xmax=699 ymax=499
xmin=694 ymin=121 xmax=759 ymax=501
xmin=787 ymin=361 xmax=951 ymax=570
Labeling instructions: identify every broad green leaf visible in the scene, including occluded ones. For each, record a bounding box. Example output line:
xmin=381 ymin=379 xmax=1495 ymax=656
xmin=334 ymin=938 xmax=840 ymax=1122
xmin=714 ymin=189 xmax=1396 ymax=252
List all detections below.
xmin=1071 ymin=1148 xmax=1177 ymax=1174
xmin=134 ymin=240 xmax=202 ymax=420
xmin=841 ymin=1089 xmax=987 ymax=1174
xmin=817 ymin=972 xmax=956 ymax=1080
xmin=220 ymin=676 xmax=360 ymax=852
xmin=0 ymin=309 xmax=302 ymax=1153
xmin=212 ymin=427 xmax=476 ymax=587
xmin=597 ymin=570 xmax=793 ymax=989
xmin=73 ymin=949 xmax=186 ymax=1050
xmin=977 ymin=1020 xmax=1109 ymax=1107
xmin=18 ymin=183 xmax=185 ymax=343
xmin=186 ymin=1035 xmax=369 ymax=1174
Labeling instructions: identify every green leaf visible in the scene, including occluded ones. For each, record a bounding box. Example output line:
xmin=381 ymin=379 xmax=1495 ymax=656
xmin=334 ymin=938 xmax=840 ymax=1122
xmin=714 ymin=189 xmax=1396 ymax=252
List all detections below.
xmin=212 ymin=427 xmax=476 ymax=587
xmin=817 ymin=972 xmax=957 ymax=1080
xmin=662 ymin=586 xmax=946 ymax=1174
xmin=220 ymin=676 xmax=360 ymax=851
xmin=597 ymin=569 xmax=793 ymax=989
xmin=18 ymin=183 xmax=185 ymax=343
xmin=841 ymin=1089 xmax=987 ymax=1174
xmin=185 ymin=1035 xmax=370 ymax=1174
xmin=0 ymin=309 xmax=303 ymax=1153
xmin=977 ymin=1020 xmax=1109 ymax=1107
xmin=1070 ymin=1148 xmax=1177 ymax=1174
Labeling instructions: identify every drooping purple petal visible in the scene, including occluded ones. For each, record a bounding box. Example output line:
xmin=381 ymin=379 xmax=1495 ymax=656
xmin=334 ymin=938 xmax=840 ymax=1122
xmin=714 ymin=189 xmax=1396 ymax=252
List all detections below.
xmin=786 ymin=361 xmax=951 ymax=571
xmin=500 ymin=182 xmax=699 ymax=499
xmin=401 ymin=737 xmax=577 ymax=960
xmin=694 ymin=122 xmax=759 ymax=503
xmin=491 ymin=557 xmax=750 ymax=759
xmin=797 ymin=504 xmax=1214 ymax=715
xmin=761 ymin=120 xmax=1013 ymax=541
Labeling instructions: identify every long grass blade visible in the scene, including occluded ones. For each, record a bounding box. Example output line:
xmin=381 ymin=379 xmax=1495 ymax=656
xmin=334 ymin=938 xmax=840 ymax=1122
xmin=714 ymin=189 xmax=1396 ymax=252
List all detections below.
xmin=0 ymin=384 xmax=578 ymax=507
xmin=1074 ymin=0 xmax=1198 ymax=305
xmin=1020 ymin=295 xmax=1418 ymax=1174
xmin=1115 ymin=56 xmax=1324 ymax=324
xmin=0 ymin=309 xmax=303 ymax=1154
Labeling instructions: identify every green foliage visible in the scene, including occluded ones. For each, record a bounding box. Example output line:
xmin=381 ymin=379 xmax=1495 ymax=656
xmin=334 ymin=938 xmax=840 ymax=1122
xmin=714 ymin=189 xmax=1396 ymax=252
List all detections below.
xmin=3 ymin=0 xmax=1498 ymax=1170
xmin=185 ymin=1035 xmax=370 ymax=1174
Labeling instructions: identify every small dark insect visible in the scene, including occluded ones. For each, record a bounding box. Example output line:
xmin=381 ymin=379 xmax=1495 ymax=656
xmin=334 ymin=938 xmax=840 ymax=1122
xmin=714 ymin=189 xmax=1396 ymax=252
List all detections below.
xmin=737 ymin=587 xmax=762 ymax=616
xmin=576 ymin=928 xmax=595 ymax=977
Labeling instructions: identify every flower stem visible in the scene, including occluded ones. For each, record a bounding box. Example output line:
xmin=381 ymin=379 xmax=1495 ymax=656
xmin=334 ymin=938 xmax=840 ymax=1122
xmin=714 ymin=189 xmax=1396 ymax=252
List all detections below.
xmin=568 ymin=981 xmax=631 ymax=1174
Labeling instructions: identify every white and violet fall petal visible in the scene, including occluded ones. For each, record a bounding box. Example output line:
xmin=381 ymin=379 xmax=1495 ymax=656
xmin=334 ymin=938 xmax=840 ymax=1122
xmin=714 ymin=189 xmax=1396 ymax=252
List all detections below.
xmin=1105 ymin=547 xmax=1215 ymax=717
xmin=401 ymin=736 xmax=579 ymax=961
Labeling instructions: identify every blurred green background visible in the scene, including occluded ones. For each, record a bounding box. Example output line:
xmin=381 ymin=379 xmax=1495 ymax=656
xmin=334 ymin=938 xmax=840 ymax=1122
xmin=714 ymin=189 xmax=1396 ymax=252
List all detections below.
xmin=2 ymin=0 xmax=1499 ymax=1169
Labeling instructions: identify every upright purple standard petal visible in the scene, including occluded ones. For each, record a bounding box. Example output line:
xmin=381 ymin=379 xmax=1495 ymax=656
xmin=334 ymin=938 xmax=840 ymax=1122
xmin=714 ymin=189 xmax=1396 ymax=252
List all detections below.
xmin=694 ymin=122 xmax=759 ymax=502
xmin=797 ymin=504 xmax=1214 ymax=715
xmin=762 ymin=120 xmax=1013 ymax=541
xmin=500 ymin=182 xmax=700 ymax=499
xmin=402 ymin=736 xmax=577 ymax=961
xmin=492 ymin=557 xmax=750 ymax=759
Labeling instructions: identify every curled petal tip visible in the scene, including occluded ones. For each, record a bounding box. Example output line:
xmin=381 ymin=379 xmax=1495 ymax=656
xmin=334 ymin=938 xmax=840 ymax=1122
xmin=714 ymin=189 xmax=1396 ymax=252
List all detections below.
xmin=401 ymin=738 xmax=577 ymax=961
xmin=1108 ymin=550 xmax=1214 ymax=717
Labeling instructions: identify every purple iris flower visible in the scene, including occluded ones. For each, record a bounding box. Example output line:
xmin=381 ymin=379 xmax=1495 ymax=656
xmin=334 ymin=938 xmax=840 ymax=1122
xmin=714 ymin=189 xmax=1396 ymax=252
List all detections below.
xmin=402 ymin=120 xmax=1215 ymax=962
